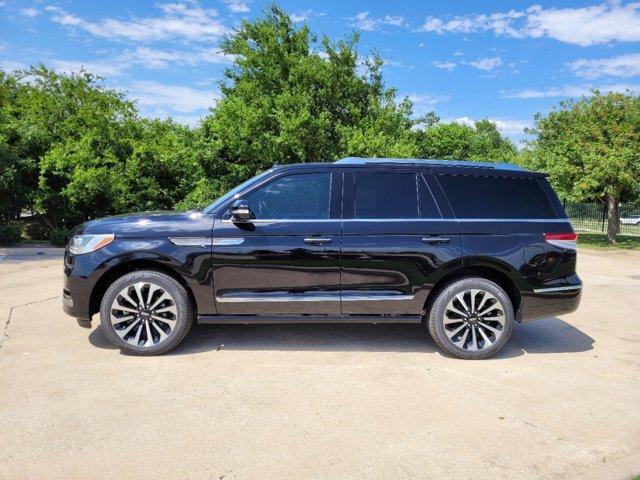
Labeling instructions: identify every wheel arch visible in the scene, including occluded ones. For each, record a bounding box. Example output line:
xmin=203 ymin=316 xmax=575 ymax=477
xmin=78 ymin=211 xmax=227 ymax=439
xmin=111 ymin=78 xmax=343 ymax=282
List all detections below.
xmin=424 ymin=265 xmax=522 ymax=322
xmin=89 ymin=259 xmax=197 ymax=318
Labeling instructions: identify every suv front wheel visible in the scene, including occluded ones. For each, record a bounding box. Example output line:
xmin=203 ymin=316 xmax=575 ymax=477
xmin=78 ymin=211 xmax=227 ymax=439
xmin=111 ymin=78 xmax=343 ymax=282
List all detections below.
xmin=427 ymin=277 xmax=514 ymax=359
xmin=99 ymin=270 xmax=194 ymax=355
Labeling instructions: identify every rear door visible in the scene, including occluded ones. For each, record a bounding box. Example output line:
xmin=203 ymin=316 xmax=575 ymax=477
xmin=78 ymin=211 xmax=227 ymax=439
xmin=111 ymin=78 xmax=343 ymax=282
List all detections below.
xmin=340 ymin=169 xmax=462 ymax=315
xmin=212 ymin=169 xmax=342 ymax=315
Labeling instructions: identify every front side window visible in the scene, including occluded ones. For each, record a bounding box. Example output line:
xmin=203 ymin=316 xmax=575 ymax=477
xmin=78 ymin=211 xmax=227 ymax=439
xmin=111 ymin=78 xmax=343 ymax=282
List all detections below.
xmin=354 ymin=173 xmax=418 ymax=219
xmin=244 ymin=173 xmax=331 ymax=219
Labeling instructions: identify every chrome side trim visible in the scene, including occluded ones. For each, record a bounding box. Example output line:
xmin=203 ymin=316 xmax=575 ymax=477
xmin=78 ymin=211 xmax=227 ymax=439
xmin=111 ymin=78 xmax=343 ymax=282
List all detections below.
xmin=216 ymin=292 xmax=415 ymax=303
xmin=220 ymin=218 xmax=337 ymax=224
xmin=217 ymin=294 xmax=340 ymax=303
xmin=212 ymin=238 xmax=245 ymax=246
xmin=533 ymin=285 xmax=583 ymax=294
xmin=341 ymin=294 xmax=415 ymax=301
xmin=169 ymin=237 xmax=211 ymax=247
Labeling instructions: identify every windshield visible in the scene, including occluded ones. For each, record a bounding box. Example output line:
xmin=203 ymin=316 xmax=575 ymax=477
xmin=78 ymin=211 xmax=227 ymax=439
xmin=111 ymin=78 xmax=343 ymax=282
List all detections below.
xmin=202 ymin=169 xmax=273 ymax=214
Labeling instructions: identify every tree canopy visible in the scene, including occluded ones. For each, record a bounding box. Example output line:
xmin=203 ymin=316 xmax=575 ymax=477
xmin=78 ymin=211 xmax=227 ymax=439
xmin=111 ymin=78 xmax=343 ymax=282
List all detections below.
xmin=520 ymin=91 xmax=640 ymax=242
xmin=0 ymin=4 xmax=522 ymax=240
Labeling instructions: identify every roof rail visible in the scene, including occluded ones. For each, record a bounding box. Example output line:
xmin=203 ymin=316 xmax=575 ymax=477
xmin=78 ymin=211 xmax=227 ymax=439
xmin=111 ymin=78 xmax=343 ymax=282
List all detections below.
xmin=333 ymin=157 xmax=527 ymax=171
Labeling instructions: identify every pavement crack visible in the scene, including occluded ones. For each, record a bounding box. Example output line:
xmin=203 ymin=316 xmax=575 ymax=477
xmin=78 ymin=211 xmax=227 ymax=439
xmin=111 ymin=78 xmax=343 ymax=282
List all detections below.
xmin=1 ymin=296 xmax=60 ymax=348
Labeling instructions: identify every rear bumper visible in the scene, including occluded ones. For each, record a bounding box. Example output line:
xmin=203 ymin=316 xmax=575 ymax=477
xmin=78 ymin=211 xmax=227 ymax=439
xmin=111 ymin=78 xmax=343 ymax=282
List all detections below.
xmin=520 ymin=277 xmax=582 ymax=322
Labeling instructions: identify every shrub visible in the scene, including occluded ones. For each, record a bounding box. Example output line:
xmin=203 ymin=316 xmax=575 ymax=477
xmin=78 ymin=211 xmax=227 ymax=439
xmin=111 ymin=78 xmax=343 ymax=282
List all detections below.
xmin=49 ymin=227 xmax=70 ymax=247
xmin=0 ymin=223 xmax=22 ymax=246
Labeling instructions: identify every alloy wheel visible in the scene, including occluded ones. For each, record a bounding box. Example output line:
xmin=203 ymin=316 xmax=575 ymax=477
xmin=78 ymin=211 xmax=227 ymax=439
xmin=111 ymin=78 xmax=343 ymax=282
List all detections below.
xmin=110 ymin=281 xmax=178 ymax=348
xmin=443 ymin=289 xmax=506 ymax=352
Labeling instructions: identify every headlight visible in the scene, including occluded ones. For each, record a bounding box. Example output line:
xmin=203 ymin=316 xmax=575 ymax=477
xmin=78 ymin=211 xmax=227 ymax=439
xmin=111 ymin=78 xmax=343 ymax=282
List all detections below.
xmin=68 ymin=234 xmax=115 ymax=255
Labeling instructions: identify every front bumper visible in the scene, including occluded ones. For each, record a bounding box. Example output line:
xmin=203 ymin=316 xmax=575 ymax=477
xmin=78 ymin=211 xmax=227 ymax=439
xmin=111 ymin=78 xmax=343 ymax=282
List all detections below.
xmin=62 ymin=248 xmax=105 ymax=320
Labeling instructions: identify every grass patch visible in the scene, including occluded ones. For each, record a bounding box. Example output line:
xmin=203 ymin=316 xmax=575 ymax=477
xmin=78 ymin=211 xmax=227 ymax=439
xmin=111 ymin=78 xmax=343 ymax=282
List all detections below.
xmin=577 ymin=233 xmax=640 ymax=250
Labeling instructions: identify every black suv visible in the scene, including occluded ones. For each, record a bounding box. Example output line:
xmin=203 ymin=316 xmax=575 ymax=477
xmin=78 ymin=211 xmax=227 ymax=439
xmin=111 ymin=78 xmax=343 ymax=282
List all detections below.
xmin=62 ymin=158 xmax=582 ymax=359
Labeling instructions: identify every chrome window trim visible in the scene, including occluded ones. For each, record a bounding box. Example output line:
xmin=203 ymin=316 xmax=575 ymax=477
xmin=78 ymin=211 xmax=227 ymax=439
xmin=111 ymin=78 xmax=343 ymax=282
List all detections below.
xmin=533 ymin=285 xmax=582 ymax=293
xmin=220 ymin=218 xmax=569 ymax=223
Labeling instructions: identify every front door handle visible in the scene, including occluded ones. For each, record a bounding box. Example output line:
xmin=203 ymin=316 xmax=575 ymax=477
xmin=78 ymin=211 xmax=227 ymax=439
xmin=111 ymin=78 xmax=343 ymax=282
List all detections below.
xmin=422 ymin=236 xmax=450 ymax=244
xmin=304 ymin=237 xmax=332 ymax=244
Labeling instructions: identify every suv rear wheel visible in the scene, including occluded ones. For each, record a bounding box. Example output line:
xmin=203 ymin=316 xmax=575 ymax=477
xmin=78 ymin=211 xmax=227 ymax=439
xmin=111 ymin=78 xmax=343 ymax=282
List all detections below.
xmin=99 ymin=270 xmax=194 ymax=355
xmin=427 ymin=277 xmax=514 ymax=359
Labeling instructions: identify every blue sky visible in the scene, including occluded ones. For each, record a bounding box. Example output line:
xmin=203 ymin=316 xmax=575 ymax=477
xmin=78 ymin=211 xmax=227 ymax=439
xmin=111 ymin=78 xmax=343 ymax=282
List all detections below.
xmin=1 ymin=0 xmax=640 ymax=142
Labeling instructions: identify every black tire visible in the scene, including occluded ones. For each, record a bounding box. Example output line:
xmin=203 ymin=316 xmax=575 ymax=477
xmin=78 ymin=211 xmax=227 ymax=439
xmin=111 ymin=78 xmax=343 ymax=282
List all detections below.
xmin=99 ymin=270 xmax=194 ymax=355
xmin=427 ymin=277 xmax=514 ymax=360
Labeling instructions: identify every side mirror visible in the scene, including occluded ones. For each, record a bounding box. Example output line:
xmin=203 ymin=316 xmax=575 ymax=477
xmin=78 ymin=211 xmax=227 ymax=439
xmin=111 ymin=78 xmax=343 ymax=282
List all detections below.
xmin=230 ymin=199 xmax=253 ymax=222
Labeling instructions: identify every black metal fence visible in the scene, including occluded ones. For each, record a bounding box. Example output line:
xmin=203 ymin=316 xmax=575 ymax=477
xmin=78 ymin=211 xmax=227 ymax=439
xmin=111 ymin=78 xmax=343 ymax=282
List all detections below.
xmin=564 ymin=201 xmax=640 ymax=236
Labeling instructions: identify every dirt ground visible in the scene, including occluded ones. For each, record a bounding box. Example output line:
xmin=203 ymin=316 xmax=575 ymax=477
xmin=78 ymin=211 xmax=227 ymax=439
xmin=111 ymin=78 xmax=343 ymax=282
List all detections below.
xmin=1 ymin=249 xmax=639 ymax=480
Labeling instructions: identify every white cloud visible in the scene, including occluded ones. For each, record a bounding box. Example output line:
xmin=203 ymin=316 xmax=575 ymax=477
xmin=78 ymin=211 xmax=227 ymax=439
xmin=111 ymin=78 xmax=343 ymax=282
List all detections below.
xmin=49 ymin=2 xmax=230 ymax=43
xmin=419 ymin=2 xmax=640 ymax=46
xmin=48 ymin=46 xmax=235 ymax=77
xmin=20 ymin=7 xmax=39 ymax=17
xmin=407 ymin=92 xmax=451 ymax=115
xmin=51 ymin=59 xmax=130 ymax=77
xmin=452 ymin=116 xmax=532 ymax=137
xmin=291 ymin=9 xmax=326 ymax=23
xmin=351 ymin=11 xmax=405 ymax=31
xmin=432 ymin=60 xmax=457 ymax=71
xmin=466 ymin=56 xmax=503 ymax=71
xmin=569 ymin=53 xmax=640 ymax=79
xmin=126 ymin=80 xmax=219 ymax=113
xmin=502 ymin=83 xmax=640 ymax=99
xmin=131 ymin=46 xmax=234 ymax=69
xmin=221 ymin=0 xmax=250 ymax=13
xmin=0 ymin=60 xmax=28 ymax=71
xmin=291 ymin=10 xmax=311 ymax=22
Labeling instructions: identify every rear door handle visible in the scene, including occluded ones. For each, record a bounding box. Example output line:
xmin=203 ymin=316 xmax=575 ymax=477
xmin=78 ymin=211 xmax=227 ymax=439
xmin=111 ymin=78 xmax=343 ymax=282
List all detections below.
xmin=422 ymin=236 xmax=450 ymax=244
xmin=304 ymin=237 xmax=332 ymax=244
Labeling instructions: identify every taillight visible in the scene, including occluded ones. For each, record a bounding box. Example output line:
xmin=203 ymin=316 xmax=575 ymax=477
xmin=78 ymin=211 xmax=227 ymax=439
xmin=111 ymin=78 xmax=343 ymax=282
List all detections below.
xmin=544 ymin=232 xmax=578 ymax=250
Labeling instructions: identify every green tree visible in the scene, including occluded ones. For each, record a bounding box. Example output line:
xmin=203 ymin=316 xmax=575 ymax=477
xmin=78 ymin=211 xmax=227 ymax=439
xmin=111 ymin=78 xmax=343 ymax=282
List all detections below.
xmin=415 ymin=118 xmax=516 ymax=162
xmin=0 ymin=71 xmax=37 ymax=221
xmin=187 ymin=5 xmax=417 ymax=206
xmin=520 ymin=91 xmax=640 ymax=243
xmin=2 ymin=65 xmax=197 ymax=227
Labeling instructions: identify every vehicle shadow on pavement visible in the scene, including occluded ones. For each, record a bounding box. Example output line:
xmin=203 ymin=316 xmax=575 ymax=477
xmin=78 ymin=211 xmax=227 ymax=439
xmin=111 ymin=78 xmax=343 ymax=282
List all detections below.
xmin=88 ymin=317 xmax=594 ymax=358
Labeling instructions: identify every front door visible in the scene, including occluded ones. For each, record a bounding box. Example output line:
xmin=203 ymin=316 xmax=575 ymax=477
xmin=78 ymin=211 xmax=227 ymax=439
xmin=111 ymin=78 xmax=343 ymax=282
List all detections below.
xmin=212 ymin=170 xmax=342 ymax=315
xmin=340 ymin=170 xmax=462 ymax=315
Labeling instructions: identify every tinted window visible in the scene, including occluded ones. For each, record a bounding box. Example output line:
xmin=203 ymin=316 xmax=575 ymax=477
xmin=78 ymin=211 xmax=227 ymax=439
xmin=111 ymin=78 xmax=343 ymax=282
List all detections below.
xmin=437 ymin=174 xmax=556 ymax=219
xmin=418 ymin=175 xmax=441 ymax=219
xmin=245 ymin=173 xmax=331 ymax=219
xmin=354 ymin=173 xmax=418 ymax=219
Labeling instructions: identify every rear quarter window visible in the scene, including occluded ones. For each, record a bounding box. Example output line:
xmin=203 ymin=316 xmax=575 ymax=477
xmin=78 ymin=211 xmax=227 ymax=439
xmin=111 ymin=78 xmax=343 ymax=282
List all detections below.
xmin=437 ymin=174 xmax=556 ymax=219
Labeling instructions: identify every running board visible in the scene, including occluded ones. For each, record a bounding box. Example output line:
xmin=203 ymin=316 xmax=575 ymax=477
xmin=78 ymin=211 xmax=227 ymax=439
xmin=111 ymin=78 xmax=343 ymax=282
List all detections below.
xmin=197 ymin=314 xmax=423 ymax=324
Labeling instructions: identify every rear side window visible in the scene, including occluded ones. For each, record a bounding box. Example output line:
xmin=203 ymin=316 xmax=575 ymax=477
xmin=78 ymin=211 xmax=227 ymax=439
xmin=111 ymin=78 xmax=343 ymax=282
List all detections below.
xmin=354 ymin=173 xmax=418 ymax=219
xmin=437 ymin=174 xmax=556 ymax=219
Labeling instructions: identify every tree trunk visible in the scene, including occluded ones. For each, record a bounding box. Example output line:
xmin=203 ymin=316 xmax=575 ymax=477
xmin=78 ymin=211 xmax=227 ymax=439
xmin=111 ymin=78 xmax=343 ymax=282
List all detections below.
xmin=606 ymin=195 xmax=620 ymax=244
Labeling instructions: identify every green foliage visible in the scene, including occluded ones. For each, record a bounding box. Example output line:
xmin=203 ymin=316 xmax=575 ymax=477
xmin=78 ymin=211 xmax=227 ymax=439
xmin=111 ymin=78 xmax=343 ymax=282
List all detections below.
xmin=1 ymin=65 xmax=201 ymax=229
xmin=49 ymin=227 xmax=70 ymax=247
xmin=519 ymin=91 xmax=640 ymax=242
xmin=0 ymin=5 xmax=553 ymax=236
xmin=194 ymin=5 xmax=419 ymax=200
xmin=415 ymin=118 xmax=517 ymax=162
xmin=0 ymin=223 xmax=22 ymax=246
